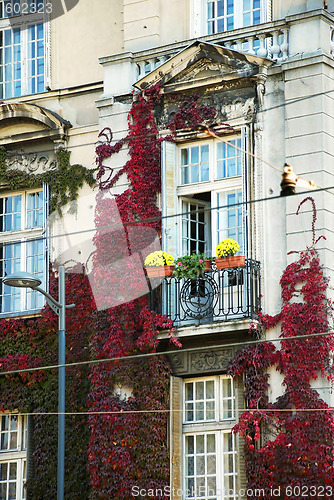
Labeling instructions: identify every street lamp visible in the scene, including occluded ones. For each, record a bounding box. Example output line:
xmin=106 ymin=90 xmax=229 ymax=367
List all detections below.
xmin=2 ymin=265 xmax=74 ymax=500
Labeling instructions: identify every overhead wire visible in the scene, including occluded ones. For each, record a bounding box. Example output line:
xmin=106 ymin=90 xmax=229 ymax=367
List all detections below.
xmin=0 ymin=330 xmax=332 ymax=378
xmin=1 ymin=80 xmax=334 ymax=418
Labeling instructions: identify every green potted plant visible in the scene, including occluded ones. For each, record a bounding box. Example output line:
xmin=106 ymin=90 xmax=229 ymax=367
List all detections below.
xmin=144 ymin=250 xmax=174 ymax=278
xmin=173 ymin=253 xmax=211 ymax=279
xmin=215 ymin=238 xmax=245 ymax=269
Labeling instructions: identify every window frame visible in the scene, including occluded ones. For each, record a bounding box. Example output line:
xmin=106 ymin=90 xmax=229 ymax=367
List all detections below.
xmin=191 ymin=0 xmax=271 ymax=38
xmin=182 ymin=375 xmax=238 ymax=500
xmin=0 ymin=186 xmax=48 ymax=317
xmin=0 ymin=413 xmax=27 ymax=500
xmin=0 ymin=0 xmax=49 ymax=99
xmin=177 ymin=135 xmax=245 ymax=258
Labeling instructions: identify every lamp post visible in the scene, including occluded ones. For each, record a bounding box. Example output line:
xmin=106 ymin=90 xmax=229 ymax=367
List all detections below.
xmin=2 ymin=265 xmax=74 ymax=500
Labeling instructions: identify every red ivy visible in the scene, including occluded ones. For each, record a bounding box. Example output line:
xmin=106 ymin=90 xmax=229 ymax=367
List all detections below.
xmin=228 ymin=199 xmax=334 ymax=498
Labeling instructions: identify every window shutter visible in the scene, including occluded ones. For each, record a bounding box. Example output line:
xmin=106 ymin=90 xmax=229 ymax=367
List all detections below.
xmin=235 ymin=375 xmax=247 ymax=491
xmin=170 ymin=376 xmax=183 ymax=498
xmin=161 ymin=141 xmax=178 ymax=257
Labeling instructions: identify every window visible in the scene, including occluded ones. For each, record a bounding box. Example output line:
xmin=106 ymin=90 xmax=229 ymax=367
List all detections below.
xmin=183 ymin=376 xmax=237 ymax=500
xmin=177 ymin=136 xmax=245 ymax=257
xmin=0 ymin=413 xmax=27 ymax=500
xmin=0 ymin=1 xmax=47 ymax=98
xmin=191 ymin=0 xmax=268 ymax=38
xmin=0 ymin=188 xmax=47 ymax=315
xmin=207 ymin=0 xmax=261 ymax=34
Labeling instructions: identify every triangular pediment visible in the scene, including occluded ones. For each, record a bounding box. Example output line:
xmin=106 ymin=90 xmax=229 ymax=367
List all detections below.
xmin=135 ymin=41 xmax=272 ymax=93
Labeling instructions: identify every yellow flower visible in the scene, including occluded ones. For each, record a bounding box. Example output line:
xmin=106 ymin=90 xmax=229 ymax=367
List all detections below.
xmin=144 ymin=251 xmax=174 ymax=267
xmin=216 ymin=238 xmax=240 ymax=258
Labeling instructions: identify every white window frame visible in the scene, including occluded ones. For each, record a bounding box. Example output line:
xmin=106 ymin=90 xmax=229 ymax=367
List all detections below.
xmin=177 ymin=136 xmax=245 ymax=257
xmin=0 ymin=0 xmax=49 ymax=99
xmin=183 ymin=375 xmax=237 ymax=500
xmin=191 ymin=0 xmax=271 ymax=38
xmin=0 ymin=413 xmax=27 ymax=500
xmin=0 ymin=187 xmax=47 ymax=316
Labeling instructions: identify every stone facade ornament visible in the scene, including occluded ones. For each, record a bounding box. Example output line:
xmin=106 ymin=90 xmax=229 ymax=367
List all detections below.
xmin=6 ymin=150 xmax=57 ymax=173
xmin=169 ymin=347 xmax=235 ymax=376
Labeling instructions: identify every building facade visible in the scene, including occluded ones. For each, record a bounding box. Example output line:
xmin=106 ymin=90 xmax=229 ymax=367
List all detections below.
xmin=0 ymin=0 xmax=334 ymax=498
xmin=96 ymin=0 xmax=334 ymax=498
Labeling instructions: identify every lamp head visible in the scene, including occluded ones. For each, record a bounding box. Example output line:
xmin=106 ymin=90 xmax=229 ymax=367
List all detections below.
xmin=2 ymin=271 xmax=42 ymax=289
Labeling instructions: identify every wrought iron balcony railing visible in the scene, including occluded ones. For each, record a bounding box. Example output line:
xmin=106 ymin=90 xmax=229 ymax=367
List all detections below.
xmin=149 ymin=259 xmax=261 ymax=326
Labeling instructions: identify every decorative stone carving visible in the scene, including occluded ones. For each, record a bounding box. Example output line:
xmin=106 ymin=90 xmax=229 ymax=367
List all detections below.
xmin=169 ymin=347 xmax=234 ymax=376
xmin=6 ymin=150 xmax=57 ymax=173
xmin=191 ymin=349 xmax=234 ymax=372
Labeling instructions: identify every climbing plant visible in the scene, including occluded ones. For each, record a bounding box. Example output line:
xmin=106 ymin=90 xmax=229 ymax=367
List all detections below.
xmin=228 ymin=197 xmax=334 ymax=498
xmin=0 ymin=146 xmax=95 ymax=213
xmin=0 ymin=269 xmax=94 ymax=499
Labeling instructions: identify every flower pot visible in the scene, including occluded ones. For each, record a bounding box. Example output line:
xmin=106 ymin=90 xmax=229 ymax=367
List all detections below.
xmin=215 ymin=256 xmax=245 ymax=269
xmin=145 ymin=265 xmax=175 ymax=278
xmin=204 ymin=259 xmax=212 ymax=272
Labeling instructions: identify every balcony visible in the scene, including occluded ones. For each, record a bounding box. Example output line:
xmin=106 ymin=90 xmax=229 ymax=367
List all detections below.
xmin=149 ymin=259 xmax=261 ymax=326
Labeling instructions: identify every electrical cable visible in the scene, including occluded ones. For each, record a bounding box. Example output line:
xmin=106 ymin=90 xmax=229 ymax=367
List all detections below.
xmin=4 ymin=407 xmax=334 ymax=416
xmin=6 ymin=183 xmax=334 ymax=248
xmin=0 ymin=330 xmax=332 ymax=377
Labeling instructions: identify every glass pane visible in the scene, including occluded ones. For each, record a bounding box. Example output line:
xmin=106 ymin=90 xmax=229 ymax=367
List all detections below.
xmin=8 ymin=481 xmax=16 ymax=500
xmin=226 ymin=16 xmax=234 ymax=30
xmin=1 ymin=415 xmax=9 ymax=431
xmin=207 ymin=454 xmax=216 ymax=474
xmin=207 ymin=434 xmax=215 ymax=453
xmin=36 ymin=23 xmax=44 ymax=39
xmin=217 ymin=0 xmax=224 ymax=17
xmin=196 ymin=382 xmax=204 ymax=399
xmin=191 ymin=163 xmax=199 ymax=183
xmin=206 ymin=401 xmax=215 ymax=420
xmin=206 ymin=380 xmax=214 ymax=399
xmin=0 ymin=483 xmax=6 ymax=500
xmin=181 ymin=148 xmax=189 ymax=166
xmin=227 ymin=0 xmax=234 ymax=15
xmin=196 ymin=435 xmax=204 ymax=454
xmin=207 ymin=1 xmax=214 ymax=19
xmin=243 ymin=12 xmax=251 ymax=26
xmin=223 ymin=378 xmax=232 ymax=397
xmin=224 ymin=452 xmax=234 ymax=473
xmin=0 ymin=432 xmax=8 ymax=450
xmin=185 ymin=402 xmax=194 ymax=422
xmin=201 ymin=162 xmax=209 ymax=182
xmin=9 ymin=463 xmax=16 ymax=480
xmin=185 ymin=383 xmax=193 ymax=401
xmin=181 ymin=165 xmax=189 ymax=184
xmin=186 ymin=455 xmax=194 ymax=476
xmin=0 ymin=463 xmax=7 ymax=481
xmin=224 ymin=432 xmax=233 ymax=450
xmin=197 ymin=476 xmax=205 ymax=495
xmin=196 ymin=455 xmax=205 ymax=475
xmin=254 ymin=9 xmax=260 ymax=24
xmin=191 ymin=146 xmax=199 ymax=164
xmin=207 ymin=476 xmax=216 ymax=494
xmin=10 ymin=416 xmax=17 ymax=430
xmin=9 ymin=431 xmax=17 ymax=449
xmin=195 ymin=401 xmax=204 ymax=421
xmin=186 ymin=435 xmax=194 ymax=454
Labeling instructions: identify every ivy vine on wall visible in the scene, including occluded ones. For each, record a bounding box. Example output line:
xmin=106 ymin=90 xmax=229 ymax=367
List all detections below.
xmin=228 ymin=197 xmax=334 ymax=497
xmin=0 ymin=146 xmax=95 ymax=213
